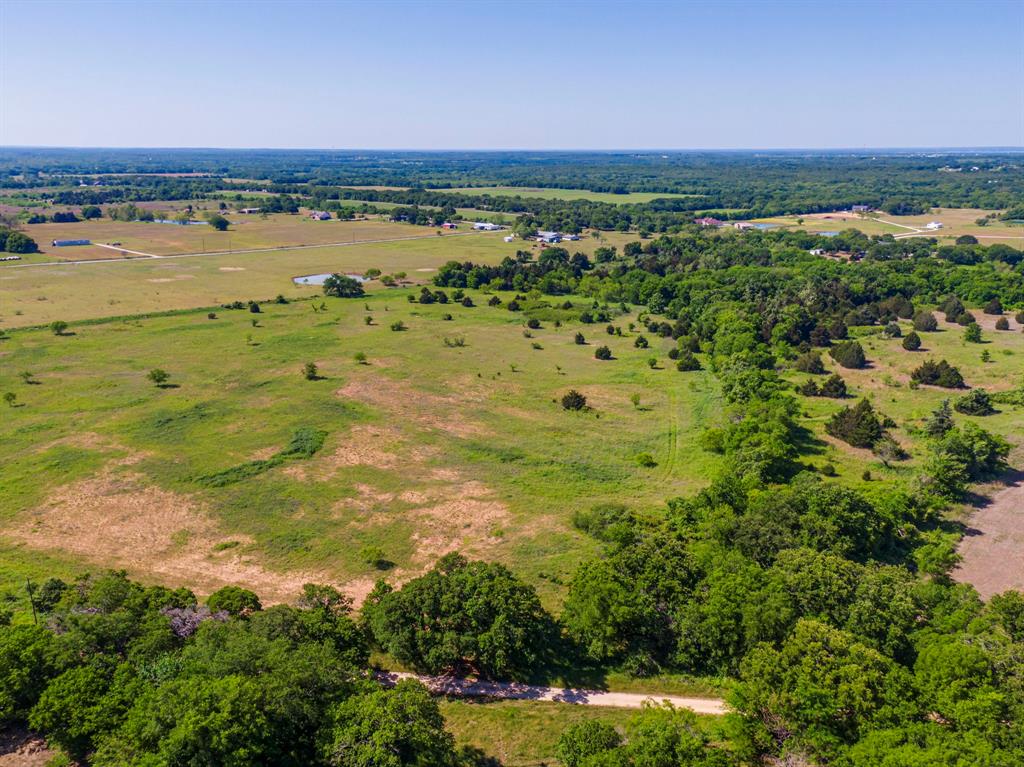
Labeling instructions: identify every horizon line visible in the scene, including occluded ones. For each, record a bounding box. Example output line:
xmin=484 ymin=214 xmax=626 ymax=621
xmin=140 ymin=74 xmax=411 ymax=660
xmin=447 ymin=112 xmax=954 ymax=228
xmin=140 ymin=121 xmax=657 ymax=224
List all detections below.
xmin=2 ymin=145 xmax=1023 ymax=154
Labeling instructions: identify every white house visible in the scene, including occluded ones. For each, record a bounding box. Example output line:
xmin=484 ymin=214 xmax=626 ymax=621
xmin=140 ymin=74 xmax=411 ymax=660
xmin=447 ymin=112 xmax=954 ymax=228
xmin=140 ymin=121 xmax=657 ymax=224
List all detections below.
xmin=925 ymin=221 xmax=943 ymax=230
xmin=536 ymin=230 xmax=562 ymax=243
xmin=473 ymin=222 xmax=502 ymax=231
xmin=309 ymin=211 xmax=331 ymax=220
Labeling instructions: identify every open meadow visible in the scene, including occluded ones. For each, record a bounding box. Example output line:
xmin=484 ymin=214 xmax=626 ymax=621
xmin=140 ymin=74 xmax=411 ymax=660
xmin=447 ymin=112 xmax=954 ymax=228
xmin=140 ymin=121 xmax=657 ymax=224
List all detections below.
xmin=0 ymin=286 xmax=723 ymax=609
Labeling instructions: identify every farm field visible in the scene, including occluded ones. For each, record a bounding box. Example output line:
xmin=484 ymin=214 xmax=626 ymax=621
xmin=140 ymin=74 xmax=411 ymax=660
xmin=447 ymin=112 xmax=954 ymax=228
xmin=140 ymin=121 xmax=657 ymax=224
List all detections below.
xmin=754 ymin=207 xmax=1024 ymax=245
xmin=22 ymin=215 xmax=432 ymax=260
xmin=0 ymin=289 xmax=723 ymax=609
xmin=434 ymin=186 xmax=697 ymax=204
xmin=0 ymin=230 xmax=636 ymax=326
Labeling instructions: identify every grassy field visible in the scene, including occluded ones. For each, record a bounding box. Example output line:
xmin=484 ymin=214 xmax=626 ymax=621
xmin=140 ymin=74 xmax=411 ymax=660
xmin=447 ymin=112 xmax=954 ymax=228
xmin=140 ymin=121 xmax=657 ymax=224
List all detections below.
xmin=434 ymin=186 xmax=696 ymax=204
xmin=753 ymin=208 xmax=1024 ymax=245
xmin=0 ymin=231 xmax=635 ymax=326
xmin=0 ymin=287 xmax=722 ymax=610
xmin=22 ymin=215 xmax=427 ymax=260
xmin=439 ymin=699 xmax=718 ymax=766
xmin=782 ymin=311 xmax=1024 ymax=490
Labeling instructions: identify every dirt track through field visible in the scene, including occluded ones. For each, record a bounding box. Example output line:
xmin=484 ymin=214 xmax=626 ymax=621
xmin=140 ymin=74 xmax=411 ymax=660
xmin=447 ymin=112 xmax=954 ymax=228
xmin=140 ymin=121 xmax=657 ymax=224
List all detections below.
xmin=954 ymin=469 xmax=1024 ymax=598
xmin=376 ymin=671 xmax=727 ymax=714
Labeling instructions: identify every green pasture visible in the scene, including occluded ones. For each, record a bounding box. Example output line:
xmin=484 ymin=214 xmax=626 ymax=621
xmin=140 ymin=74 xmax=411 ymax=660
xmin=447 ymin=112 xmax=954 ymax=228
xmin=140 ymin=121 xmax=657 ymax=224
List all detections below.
xmin=0 ymin=289 xmax=723 ymax=607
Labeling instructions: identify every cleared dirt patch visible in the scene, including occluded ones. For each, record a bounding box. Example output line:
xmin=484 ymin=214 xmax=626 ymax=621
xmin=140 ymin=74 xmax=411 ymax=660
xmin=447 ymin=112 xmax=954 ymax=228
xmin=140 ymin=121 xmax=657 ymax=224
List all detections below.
xmin=8 ymin=467 xmax=328 ymax=604
xmin=337 ymin=377 xmax=486 ymax=438
xmin=954 ymin=470 xmax=1024 ymax=598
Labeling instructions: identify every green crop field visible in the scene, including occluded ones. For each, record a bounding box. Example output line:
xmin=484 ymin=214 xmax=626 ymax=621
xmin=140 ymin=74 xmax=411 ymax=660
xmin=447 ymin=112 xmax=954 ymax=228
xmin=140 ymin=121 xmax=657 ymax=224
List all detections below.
xmin=434 ymin=186 xmax=697 ymax=204
xmin=0 ymin=287 xmax=723 ymax=609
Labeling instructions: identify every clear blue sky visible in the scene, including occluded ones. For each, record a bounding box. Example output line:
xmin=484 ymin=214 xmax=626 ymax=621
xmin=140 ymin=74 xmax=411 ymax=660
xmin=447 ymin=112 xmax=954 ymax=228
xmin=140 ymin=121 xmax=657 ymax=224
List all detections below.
xmin=2 ymin=0 xmax=1021 ymax=149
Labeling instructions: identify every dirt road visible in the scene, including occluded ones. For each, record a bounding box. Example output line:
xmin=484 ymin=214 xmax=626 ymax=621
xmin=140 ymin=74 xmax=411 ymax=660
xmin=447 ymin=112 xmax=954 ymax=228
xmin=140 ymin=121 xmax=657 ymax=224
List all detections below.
xmin=954 ymin=470 xmax=1024 ymax=598
xmin=375 ymin=671 xmax=728 ymax=714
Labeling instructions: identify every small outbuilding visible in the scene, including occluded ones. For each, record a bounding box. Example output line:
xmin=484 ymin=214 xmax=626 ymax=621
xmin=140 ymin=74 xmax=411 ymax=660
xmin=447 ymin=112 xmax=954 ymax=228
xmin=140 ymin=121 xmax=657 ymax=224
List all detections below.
xmin=925 ymin=221 xmax=943 ymax=230
xmin=52 ymin=239 xmax=91 ymax=247
xmin=472 ymin=222 xmax=502 ymax=231
xmin=694 ymin=217 xmax=723 ymax=227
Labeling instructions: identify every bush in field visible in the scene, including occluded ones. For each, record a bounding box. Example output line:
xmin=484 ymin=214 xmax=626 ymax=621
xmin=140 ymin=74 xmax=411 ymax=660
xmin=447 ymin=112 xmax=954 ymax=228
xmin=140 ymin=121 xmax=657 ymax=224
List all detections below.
xmin=147 ymin=369 xmax=170 ymax=387
xmin=911 ymin=359 xmax=964 ymax=388
xmin=676 ymin=350 xmax=701 ymax=371
xmin=49 ymin=321 xmax=68 ymax=336
xmin=205 ymin=213 xmax=229 ymax=231
xmin=940 ymin=295 xmax=965 ymax=322
xmin=634 ymin=335 xmax=649 ymax=349
xmin=561 ymin=390 xmax=587 ymax=411
xmin=819 ymin=373 xmax=848 ymax=398
xmin=390 ymin=320 xmax=406 ymax=332
xmin=984 ymin=297 xmax=1004 ymax=315
xmin=635 ymin=452 xmax=657 ymax=468
xmin=302 ymin=362 xmax=319 ymax=381
xmin=995 ymin=317 xmax=1009 ymax=330
xmin=955 ymin=311 xmax=975 ymax=326
xmin=825 ymin=398 xmax=884 ymax=448
xmin=963 ymin=323 xmax=982 ymax=343
xmin=574 ymin=332 xmax=586 ymax=345
xmin=883 ymin=322 xmax=901 ymax=338
xmin=912 ymin=311 xmax=938 ymax=332
xmin=526 ymin=318 xmax=541 ymax=329
xmin=829 ymin=340 xmax=867 ymax=369
xmin=954 ymin=389 xmax=995 ymax=416
xmin=902 ymin=331 xmax=921 ymax=351
xmin=594 ymin=345 xmax=612 ymax=360
xmin=794 ymin=351 xmax=826 ymax=374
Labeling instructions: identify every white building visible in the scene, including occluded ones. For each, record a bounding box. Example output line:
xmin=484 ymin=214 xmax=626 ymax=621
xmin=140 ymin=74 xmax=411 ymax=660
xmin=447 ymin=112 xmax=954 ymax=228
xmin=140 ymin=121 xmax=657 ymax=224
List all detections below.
xmin=473 ymin=222 xmax=502 ymax=231
xmin=925 ymin=221 xmax=943 ymax=230
xmin=536 ymin=230 xmax=562 ymax=243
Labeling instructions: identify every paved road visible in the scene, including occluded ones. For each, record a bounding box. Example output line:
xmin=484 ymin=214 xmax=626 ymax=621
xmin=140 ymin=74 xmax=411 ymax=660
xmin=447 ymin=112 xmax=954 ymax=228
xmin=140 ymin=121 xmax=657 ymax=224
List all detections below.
xmin=375 ymin=671 xmax=728 ymax=714
xmin=4 ymin=230 xmax=487 ymax=270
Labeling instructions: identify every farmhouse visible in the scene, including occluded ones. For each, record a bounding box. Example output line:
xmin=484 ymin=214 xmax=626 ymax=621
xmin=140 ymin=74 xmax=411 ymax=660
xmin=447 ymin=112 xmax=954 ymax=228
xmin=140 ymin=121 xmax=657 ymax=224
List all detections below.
xmin=441 ymin=222 xmax=458 ymax=230
xmin=851 ymin=205 xmax=872 ymax=213
xmin=472 ymin=222 xmax=502 ymax=231
xmin=52 ymin=239 xmax=91 ymax=247
xmin=732 ymin=222 xmax=755 ymax=231
xmin=809 ymin=248 xmax=826 ymax=256
xmin=536 ymin=230 xmax=562 ymax=243
xmin=695 ymin=217 xmax=723 ymax=227
xmin=308 ymin=211 xmax=331 ymax=220
xmin=563 ymin=233 xmax=581 ymax=241
xmin=925 ymin=221 xmax=944 ymax=230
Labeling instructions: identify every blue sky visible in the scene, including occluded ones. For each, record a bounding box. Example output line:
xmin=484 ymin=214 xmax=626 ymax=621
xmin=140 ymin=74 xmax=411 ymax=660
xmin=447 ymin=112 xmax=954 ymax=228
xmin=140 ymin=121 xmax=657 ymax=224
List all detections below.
xmin=1 ymin=0 xmax=1021 ymax=149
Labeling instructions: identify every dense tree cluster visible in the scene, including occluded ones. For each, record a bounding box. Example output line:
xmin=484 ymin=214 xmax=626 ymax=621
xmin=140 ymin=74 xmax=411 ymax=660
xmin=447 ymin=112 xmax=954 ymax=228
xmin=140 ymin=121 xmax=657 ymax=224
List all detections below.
xmin=0 ymin=573 xmax=473 ymax=766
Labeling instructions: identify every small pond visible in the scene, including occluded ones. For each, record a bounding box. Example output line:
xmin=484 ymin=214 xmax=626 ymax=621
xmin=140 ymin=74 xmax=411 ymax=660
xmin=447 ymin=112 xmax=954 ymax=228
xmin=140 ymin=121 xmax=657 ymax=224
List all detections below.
xmin=292 ymin=273 xmax=367 ymax=286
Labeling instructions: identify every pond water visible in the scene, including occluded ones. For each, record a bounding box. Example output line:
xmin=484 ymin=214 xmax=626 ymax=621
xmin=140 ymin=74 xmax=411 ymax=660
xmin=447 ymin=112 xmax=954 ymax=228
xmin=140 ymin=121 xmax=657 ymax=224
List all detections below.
xmin=751 ymin=223 xmax=778 ymax=230
xmin=292 ymin=273 xmax=367 ymax=286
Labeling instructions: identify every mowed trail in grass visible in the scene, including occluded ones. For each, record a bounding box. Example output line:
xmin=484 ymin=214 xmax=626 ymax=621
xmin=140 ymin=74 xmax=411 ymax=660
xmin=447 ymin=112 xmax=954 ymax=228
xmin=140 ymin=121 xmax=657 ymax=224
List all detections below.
xmin=0 ymin=290 xmax=721 ymax=607
xmin=0 ymin=230 xmax=636 ymax=326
